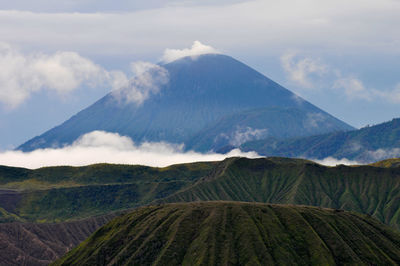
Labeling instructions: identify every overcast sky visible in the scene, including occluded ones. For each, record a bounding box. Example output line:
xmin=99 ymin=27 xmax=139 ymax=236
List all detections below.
xmin=0 ymin=0 xmax=400 ymax=150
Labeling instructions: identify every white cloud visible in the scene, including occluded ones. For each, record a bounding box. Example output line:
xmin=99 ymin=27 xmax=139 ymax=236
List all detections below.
xmin=0 ymin=130 xmax=260 ymax=169
xmin=280 ymin=51 xmax=327 ymax=88
xmin=0 ymin=43 xmax=172 ymax=108
xmin=372 ymin=84 xmax=400 ymax=104
xmin=0 ymin=43 xmax=127 ymax=108
xmin=333 ymin=77 xmax=400 ymax=103
xmin=304 ymin=112 xmax=327 ymax=129
xmin=1 ymin=0 xmax=399 ymax=57
xmin=314 ymin=156 xmax=361 ymax=166
xmin=111 ymin=61 xmax=169 ymax=105
xmin=365 ymin=148 xmax=400 ymax=162
xmin=229 ymin=127 xmax=268 ymax=146
xmin=161 ymin=41 xmax=219 ymax=63
xmin=216 ymin=126 xmax=268 ymax=147
xmin=333 ymin=77 xmax=371 ymax=100
xmin=280 ymin=51 xmax=400 ymax=104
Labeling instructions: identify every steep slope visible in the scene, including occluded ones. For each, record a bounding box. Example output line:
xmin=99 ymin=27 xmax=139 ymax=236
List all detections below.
xmin=19 ymin=54 xmax=353 ymax=152
xmin=0 ymin=214 xmax=117 ymax=266
xmin=0 ymin=162 xmax=215 ymax=222
xmin=55 ymin=202 xmax=400 ymax=266
xmin=241 ymin=117 xmax=400 ymax=162
xmin=162 ymin=157 xmax=400 ymax=229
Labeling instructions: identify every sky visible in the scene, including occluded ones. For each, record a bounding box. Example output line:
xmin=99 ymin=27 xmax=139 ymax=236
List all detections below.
xmin=0 ymin=0 xmax=400 ymax=152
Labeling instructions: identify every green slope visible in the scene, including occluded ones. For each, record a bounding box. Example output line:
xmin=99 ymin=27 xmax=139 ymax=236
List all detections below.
xmin=0 ymin=162 xmax=216 ymax=222
xmin=162 ymin=157 xmax=400 ymax=229
xmin=3 ymin=157 xmax=400 ymax=229
xmin=54 ymin=202 xmax=400 ymax=266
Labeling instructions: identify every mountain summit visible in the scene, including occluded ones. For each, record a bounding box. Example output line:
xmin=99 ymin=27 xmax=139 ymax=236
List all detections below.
xmin=19 ymin=54 xmax=353 ymax=152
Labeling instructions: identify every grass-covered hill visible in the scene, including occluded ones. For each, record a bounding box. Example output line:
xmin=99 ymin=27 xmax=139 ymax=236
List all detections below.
xmin=0 ymin=162 xmax=216 ymax=222
xmin=161 ymin=157 xmax=400 ymax=229
xmin=241 ymin=118 xmax=400 ymax=163
xmin=54 ymin=202 xmax=400 ymax=266
xmin=2 ymin=157 xmax=400 ymax=230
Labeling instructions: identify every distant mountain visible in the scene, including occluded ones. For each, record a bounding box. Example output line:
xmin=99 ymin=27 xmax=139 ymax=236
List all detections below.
xmin=18 ymin=54 xmax=353 ymax=152
xmin=55 ymin=202 xmax=400 ymax=266
xmin=241 ymin=118 xmax=400 ymax=162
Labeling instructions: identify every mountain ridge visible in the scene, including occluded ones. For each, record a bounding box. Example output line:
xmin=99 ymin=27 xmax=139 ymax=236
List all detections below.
xmin=241 ymin=117 xmax=400 ymax=162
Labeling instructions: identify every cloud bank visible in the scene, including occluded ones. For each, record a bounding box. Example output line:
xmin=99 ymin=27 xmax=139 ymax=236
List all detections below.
xmin=0 ymin=131 xmax=260 ymax=169
xmin=161 ymin=41 xmax=219 ymax=63
xmin=314 ymin=157 xmax=361 ymax=166
xmin=1 ymin=0 xmax=399 ymax=57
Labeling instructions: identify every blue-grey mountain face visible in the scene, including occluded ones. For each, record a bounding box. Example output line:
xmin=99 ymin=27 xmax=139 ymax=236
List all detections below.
xmin=240 ymin=118 xmax=400 ymax=163
xmin=19 ymin=54 xmax=354 ymax=152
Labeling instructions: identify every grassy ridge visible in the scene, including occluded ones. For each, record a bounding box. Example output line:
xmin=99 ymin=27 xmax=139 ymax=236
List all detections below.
xmin=0 ymin=162 xmax=216 ymax=190
xmin=54 ymin=202 xmax=400 ymax=266
xmin=162 ymin=157 xmax=400 ymax=229
xmin=0 ymin=162 xmax=216 ymax=222
xmin=3 ymin=157 xmax=400 ymax=228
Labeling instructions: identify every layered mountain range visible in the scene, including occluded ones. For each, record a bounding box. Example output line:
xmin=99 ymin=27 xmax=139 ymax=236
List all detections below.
xmin=2 ymin=157 xmax=400 ymax=264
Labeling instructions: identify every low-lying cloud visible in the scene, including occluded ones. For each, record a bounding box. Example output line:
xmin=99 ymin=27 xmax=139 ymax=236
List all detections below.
xmin=161 ymin=41 xmax=219 ymax=63
xmin=314 ymin=157 xmax=361 ymax=166
xmin=365 ymin=148 xmax=400 ymax=162
xmin=229 ymin=127 xmax=268 ymax=146
xmin=304 ymin=112 xmax=327 ymax=129
xmin=0 ymin=131 xmax=260 ymax=169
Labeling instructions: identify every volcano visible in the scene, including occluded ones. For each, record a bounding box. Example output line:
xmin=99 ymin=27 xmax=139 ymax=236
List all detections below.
xmin=19 ymin=54 xmax=353 ymax=152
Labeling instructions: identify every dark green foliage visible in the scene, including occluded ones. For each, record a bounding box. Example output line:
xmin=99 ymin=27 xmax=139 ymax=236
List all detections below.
xmin=54 ymin=202 xmax=400 ymax=266
xmin=241 ymin=118 xmax=400 ymax=162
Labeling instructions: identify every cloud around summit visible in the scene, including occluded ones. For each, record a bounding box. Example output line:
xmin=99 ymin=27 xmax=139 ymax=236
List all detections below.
xmin=161 ymin=41 xmax=219 ymax=63
xmin=0 ymin=41 xmax=219 ymax=109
